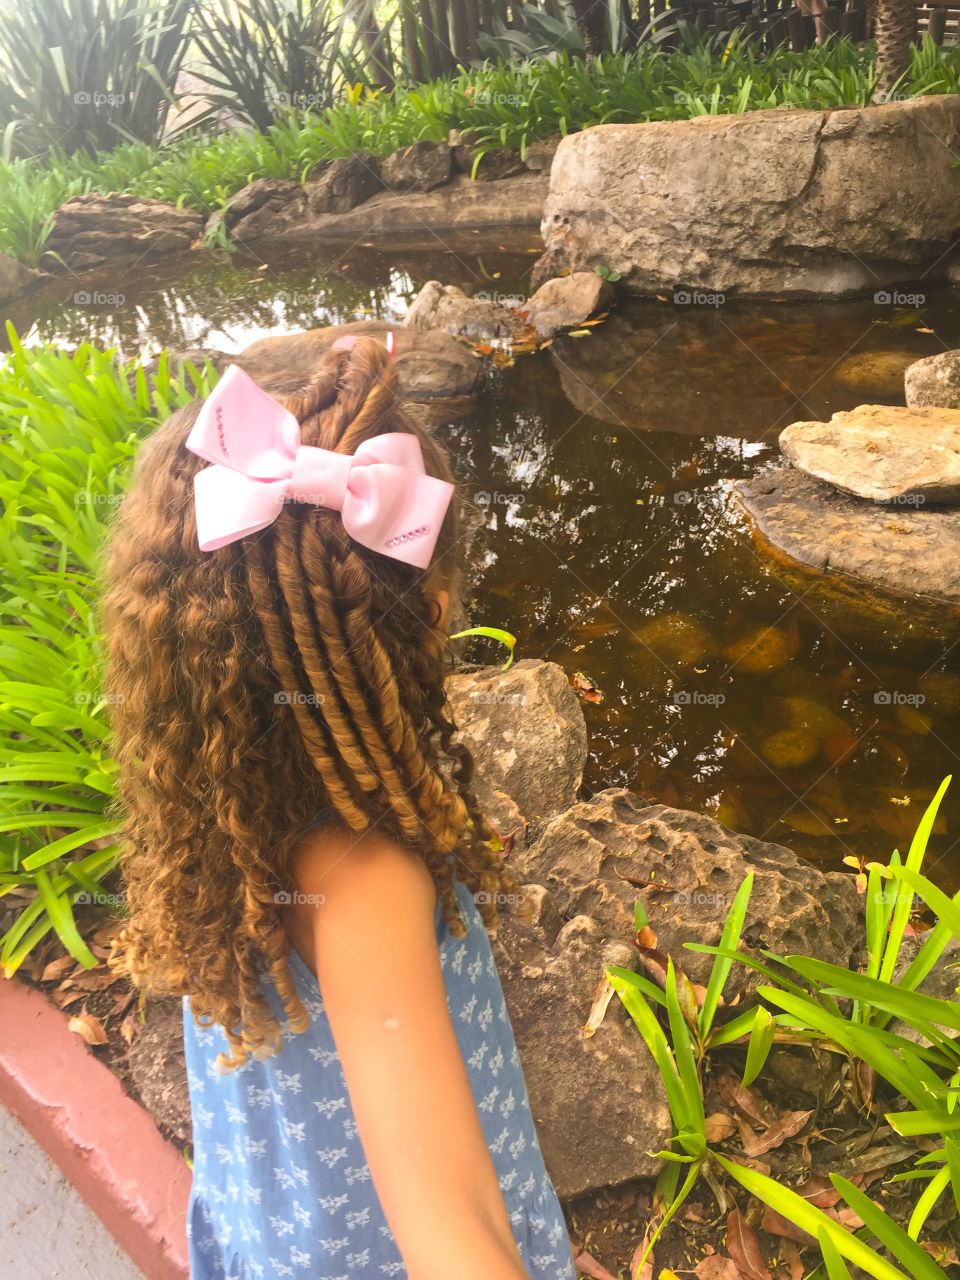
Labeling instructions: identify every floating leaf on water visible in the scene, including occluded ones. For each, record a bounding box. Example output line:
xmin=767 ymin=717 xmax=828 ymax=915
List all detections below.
xmin=571 ymin=671 xmax=603 ymax=703
xmin=567 ymin=328 xmax=592 ymax=337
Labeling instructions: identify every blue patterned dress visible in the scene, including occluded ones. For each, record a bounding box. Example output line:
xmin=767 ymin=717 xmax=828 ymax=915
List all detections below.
xmin=182 ymin=875 xmax=576 ymax=1280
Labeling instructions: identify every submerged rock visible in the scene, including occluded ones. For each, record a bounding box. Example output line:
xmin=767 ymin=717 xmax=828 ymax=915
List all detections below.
xmin=512 ymin=788 xmax=863 ymax=1001
xmin=381 ymin=140 xmax=452 ymax=192
xmin=405 ymin=280 xmax=517 ymax=341
xmin=905 ymin=349 xmax=960 ymax=410
xmin=0 ymin=252 xmax=45 ymax=304
xmin=493 ymin=888 xmax=672 ymax=1198
xmin=722 ymin=625 xmax=795 ymax=675
xmin=538 ymin=97 xmax=960 ymax=298
xmin=523 ymin=271 xmax=613 ymax=339
xmin=831 ymin=350 xmax=915 ymax=397
xmin=46 ymin=193 xmax=204 ymax=269
xmin=780 ymin=405 xmax=960 ymax=505
xmin=447 ymin=660 xmax=587 ymax=826
xmin=734 ymin=467 xmax=960 ymax=607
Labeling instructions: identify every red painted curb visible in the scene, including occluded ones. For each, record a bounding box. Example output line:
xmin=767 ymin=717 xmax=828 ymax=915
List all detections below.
xmin=0 ymin=975 xmax=190 ymax=1280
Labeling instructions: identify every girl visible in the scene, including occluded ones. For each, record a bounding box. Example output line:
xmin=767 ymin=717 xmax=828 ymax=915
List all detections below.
xmin=103 ymin=335 xmax=577 ymax=1280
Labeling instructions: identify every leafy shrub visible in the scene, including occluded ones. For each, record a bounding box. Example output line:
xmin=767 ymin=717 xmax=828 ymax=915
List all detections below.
xmin=0 ymin=329 xmax=217 ymax=974
xmin=0 ymin=0 xmax=193 ymax=157
xmin=608 ymin=777 xmax=960 ymax=1279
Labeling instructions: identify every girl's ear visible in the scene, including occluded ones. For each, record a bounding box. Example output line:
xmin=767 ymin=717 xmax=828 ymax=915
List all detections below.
xmin=431 ymin=589 xmax=451 ymax=631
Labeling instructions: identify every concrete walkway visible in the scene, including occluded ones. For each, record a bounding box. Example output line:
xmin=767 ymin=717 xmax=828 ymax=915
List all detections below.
xmin=1 ymin=1103 xmax=144 ymax=1279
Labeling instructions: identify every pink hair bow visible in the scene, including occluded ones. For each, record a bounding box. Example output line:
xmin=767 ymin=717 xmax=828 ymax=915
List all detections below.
xmin=185 ymin=364 xmax=454 ymax=570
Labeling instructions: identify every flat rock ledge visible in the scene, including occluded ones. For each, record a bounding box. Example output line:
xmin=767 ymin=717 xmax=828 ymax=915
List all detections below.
xmin=780 ymin=405 xmax=960 ymax=505
xmin=226 ymin=171 xmax=548 ymax=250
xmin=734 ymin=466 xmax=960 ymax=607
xmin=537 ymin=95 xmax=960 ymax=298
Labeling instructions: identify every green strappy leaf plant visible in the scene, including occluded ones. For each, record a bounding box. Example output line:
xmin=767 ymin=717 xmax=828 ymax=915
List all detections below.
xmin=0 ymin=327 xmax=217 ymax=974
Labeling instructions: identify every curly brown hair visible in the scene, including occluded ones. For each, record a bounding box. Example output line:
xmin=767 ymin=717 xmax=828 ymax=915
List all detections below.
xmin=103 ymin=337 xmax=514 ymax=1071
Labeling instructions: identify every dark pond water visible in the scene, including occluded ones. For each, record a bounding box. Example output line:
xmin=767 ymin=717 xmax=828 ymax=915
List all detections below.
xmin=8 ymin=242 xmax=960 ymax=886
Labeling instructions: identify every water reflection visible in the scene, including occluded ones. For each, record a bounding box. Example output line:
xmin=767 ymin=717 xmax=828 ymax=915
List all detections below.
xmin=6 ymin=247 xmax=959 ymax=884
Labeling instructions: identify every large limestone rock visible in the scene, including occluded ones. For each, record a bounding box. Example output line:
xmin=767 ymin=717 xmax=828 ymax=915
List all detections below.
xmin=539 ymin=97 xmax=960 ymax=298
xmin=905 ymin=349 xmax=960 ymax=409
xmin=735 ymin=467 xmax=960 ymax=607
xmin=46 ymin=193 xmax=204 ymax=269
xmin=235 ymin=320 xmax=484 ymax=411
xmin=447 ymin=660 xmax=587 ymax=826
xmin=405 ymin=280 xmax=517 ymax=341
xmin=513 ymin=788 xmax=863 ymax=1001
xmin=493 ymin=885 xmax=672 ymax=1198
xmin=780 ymin=405 xmax=960 ymax=505
xmin=0 ymin=252 xmax=44 ymax=305
xmin=523 ymin=271 xmax=613 ymax=339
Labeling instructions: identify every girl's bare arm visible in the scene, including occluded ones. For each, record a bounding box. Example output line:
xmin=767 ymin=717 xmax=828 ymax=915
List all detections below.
xmin=287 ymin=830 xmax=531 ymax=1280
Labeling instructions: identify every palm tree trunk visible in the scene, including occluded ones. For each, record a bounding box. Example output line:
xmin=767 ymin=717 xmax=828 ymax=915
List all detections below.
xmin=873 ymin=0 xmax=916 ymax=98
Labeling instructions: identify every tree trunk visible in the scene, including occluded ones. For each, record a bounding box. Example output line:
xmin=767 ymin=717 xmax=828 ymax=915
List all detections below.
xmin=873 ymin=0 xmax=916 ymax=98
xmin=569 ymin=0 xmax=606 ymax=59
xmin=347 ymin=0 xmax=394 ymax=90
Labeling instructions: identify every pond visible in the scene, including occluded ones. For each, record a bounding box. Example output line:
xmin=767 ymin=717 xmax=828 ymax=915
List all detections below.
xmin=8 ymin=242 xmax=960 ymax=887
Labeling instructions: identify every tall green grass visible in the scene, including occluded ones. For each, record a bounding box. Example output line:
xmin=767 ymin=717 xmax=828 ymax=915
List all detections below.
xmin=0 ymin=328 xmax=217 ymax=975
xmin=4 ymin=34 xmax=960 ymax=265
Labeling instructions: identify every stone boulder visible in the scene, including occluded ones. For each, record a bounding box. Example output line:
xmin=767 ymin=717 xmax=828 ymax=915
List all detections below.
xmin=523 ymin=271 xmax=613 ymax=339
xmin=523 ymin=136 xmax=562 ymax=174
xmin=450 ymin=133 xmax=525 ymax=181
xmin=235 ymin=320 xmax=484 ymax=413
xmin=126 ymin=996 xmax=191 ymax=1143
xmin=305 ymin=153 xmax=382 ymax=214
xmin=493 ymin=885 xmax=672 ymax=1198
xmin=0 ymin=252 xmax=45 ymax=305
xmin=222 ymin=178 xmax=301 ymax=234
xmin=538 ymin=97 xmax=960 ymax=298
xmin=381 ymin=140 xmax=452 ymax=192
xmin=780 ymin=405 xmax=960 ymax=505
xmin=447 ymin=660 xmax=587 ymax=826
xmin=46 ymin=193 xmax=204 ymax=269
xmin=734 ymin=467 xmax=960 ymax=607
xmin=905 ymin=350 xmax=960 ymax=409
xmin=405 ymin=280 xmax=517 ymax=341
xmin=513 ymin=788 xmax=863 ymax=1001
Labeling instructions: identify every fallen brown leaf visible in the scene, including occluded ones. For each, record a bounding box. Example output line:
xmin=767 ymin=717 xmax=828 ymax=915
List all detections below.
xmin=705 ymin=1111 xmax=737 ymax=1144
xmin=630 ymin=1230 xmax=654 ymax=1280
xmin=740 ymin=1110 xmax=813 ymax=1157
xmin=68 ymin=1013 xmax=107 ymax=1045
xmin=760 ymin=1207 xmax=816 ymax=1249
xmin=695 ymin=1256 xmax=742 ymax=1280
xmin=779 ymin=1241 xmax=804 ymax=1280
xmin=727 ymin=1209 xmax=771 ymax=1280
xmin=574 ymin=1247 xmax=620 ymax=1280
xmin=583 ymin=976 xmax=616 ymax=1038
